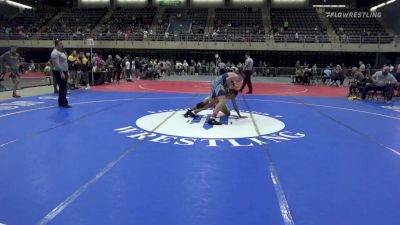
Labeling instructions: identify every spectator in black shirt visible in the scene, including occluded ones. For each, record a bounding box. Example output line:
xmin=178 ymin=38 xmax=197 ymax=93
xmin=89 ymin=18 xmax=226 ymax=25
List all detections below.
xmin=105 ymin=55 xmax=114 ymax=83
xmin=395 ymin=65 xmax=400 ymax=82
xmin=113 ymin=55 xmax=122 ymax=82
xmin=135 ymin=58 xmax=142 ymax=80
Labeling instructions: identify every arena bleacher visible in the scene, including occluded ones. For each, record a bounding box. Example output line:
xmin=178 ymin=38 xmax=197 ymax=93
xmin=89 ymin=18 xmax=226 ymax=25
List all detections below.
xmin=0 ymin=0 xmax=398 ymax=78
xmin=41 ymin=8 xmax=107 ymax=40
xmin=270 ymin=8 xmax=329 ymax=43
xmin=3 ymin=9 xmax=57 ymax=39
xmin=213 ymin=8 xmax=264 ymax=42
xmin=156 ymin=8 xmax=208 ymax=41
xmin=99 ymin=7 xmax=157 ymax=40
xmin=0 ymin=5 xmax=397 ymax=44
xmin=328 ymin=8 xmax=392 ymax=43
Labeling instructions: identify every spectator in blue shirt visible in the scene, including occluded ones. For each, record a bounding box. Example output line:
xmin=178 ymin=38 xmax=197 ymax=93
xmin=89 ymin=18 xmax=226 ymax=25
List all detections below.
xmin=322 ymin=66 xmax=332 ymax=84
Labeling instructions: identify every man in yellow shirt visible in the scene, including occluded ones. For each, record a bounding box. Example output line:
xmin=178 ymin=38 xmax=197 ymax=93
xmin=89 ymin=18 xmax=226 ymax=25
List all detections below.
xmin=68 ymin=50 xmax=80 ymax=89
xmin=295 ymin=67 xmax=304 ymax=83
xmin=77 ymin=52 xmax=90 ymax=89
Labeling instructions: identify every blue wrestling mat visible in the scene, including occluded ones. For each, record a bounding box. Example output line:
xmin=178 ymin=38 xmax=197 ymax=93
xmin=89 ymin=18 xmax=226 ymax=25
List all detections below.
xmin=0 ymin=90 xmax=399 ymax=225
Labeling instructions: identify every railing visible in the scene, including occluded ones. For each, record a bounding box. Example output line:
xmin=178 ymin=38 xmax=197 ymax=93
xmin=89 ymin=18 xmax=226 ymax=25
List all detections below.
xmin=0 ymin=63 xmax=48 ymax=74
xmin=1 ymin=64 xmax=380 ymax=77
xmin=0 ymin=32 xmax=399 ymax=45
xmin=1 ymin=63 xmax=383 ymax=92
xmin=255 ymin=67 xmax=380 ymax=77
xmin=0 ymin=63 xmax=50 ymax=91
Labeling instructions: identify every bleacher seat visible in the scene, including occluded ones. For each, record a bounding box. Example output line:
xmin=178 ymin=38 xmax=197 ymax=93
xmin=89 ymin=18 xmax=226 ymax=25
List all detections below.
xmin=214 ymin=8 xmax=264 ymax=36
xmin=4 ymin=9 xmax=57 ymax=39
xmin=99 ymin=7 xmax=157 ymax=40
xmin=156 ymin=8 xmax=208 ymax=41
xmin=270 ymin=8 xmax=329 ymax=43
xmin=328 ymin=8 xmax=391 ymax=43
xmin=42 ymin=8 xmax=107 ymax=40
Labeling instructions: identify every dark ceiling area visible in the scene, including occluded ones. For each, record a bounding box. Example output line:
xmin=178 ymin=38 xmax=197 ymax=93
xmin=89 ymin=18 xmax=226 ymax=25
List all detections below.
xmin=356 ymin=0 xmax=387 ymax=8
xmin=12 ymin=0 xmax=73 ymax=8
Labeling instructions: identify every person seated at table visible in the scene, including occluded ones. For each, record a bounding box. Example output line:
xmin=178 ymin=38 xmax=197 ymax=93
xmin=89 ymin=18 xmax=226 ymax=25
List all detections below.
xmin=361 ymin=66 xmax=398 ymax=103
xmin=332 ymin=66 xmax=346 ymax=87
xmin=348 ymin=67 xmax=364 ymax=96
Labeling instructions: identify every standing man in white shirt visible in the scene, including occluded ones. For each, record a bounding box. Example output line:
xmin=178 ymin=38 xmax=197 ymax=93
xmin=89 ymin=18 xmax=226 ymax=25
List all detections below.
xmin=124 ymin=56 xmax=131 ymax=81
xmin=50 ymin=40 xmax=71 ymax=108
xmin=183 ymin=60 xmax=188 ymax=75
xmin=240 ymin=52 xmax=254 ymax=94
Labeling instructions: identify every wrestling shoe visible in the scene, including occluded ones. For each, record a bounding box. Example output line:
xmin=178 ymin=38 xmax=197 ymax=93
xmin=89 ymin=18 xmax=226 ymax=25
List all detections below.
xmin=208 ymin=118 xmax=222 ymax=125
xmin=184 ymin=109 xmax=197 ymax=118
